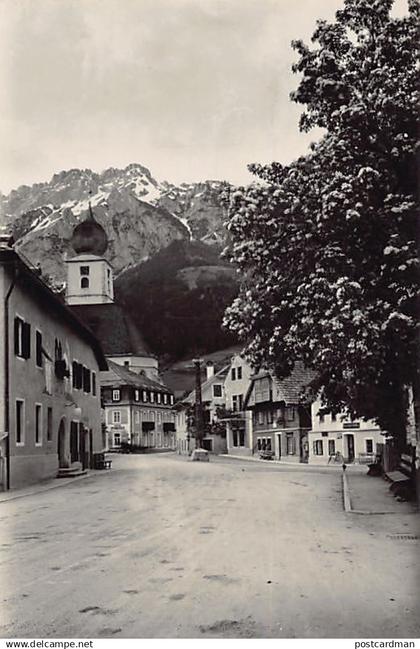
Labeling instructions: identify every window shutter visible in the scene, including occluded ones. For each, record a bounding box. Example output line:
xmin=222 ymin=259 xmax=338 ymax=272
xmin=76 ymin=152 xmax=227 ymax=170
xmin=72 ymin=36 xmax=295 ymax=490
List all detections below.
xmin=14 ymin=317 xmax=21 ymax=355
xmin=85 ymin=368 xmax=91 ymax=393
xmin=22 ymin=322 xmax=31 ymax=359
xmin=36 ymin=331 xmax=43 ymax=367
xmin=78 ymin=363 xmax=83 ymax=389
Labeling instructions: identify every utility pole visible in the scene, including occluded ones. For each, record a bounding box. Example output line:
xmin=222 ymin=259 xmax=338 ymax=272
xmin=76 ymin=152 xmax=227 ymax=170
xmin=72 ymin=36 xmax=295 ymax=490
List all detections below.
xmin=193 ymin=358 xmax=204 ymax=449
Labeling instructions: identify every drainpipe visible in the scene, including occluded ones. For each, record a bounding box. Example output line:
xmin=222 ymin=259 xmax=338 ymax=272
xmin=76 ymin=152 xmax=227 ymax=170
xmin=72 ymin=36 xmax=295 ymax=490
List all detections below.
xmin=4 ymin=263 xmax=17 ymax=490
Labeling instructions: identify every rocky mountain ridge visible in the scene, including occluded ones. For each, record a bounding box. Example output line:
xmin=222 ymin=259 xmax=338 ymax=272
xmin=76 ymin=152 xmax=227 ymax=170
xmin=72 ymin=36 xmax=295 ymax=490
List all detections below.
xmin=1 ymin=163 xmax=231 ymax=283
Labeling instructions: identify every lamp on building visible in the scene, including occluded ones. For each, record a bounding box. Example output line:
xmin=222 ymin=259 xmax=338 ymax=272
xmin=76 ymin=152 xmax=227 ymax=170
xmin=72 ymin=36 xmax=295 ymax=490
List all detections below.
xmin=64 ymin=396 xmax=82 ymax=419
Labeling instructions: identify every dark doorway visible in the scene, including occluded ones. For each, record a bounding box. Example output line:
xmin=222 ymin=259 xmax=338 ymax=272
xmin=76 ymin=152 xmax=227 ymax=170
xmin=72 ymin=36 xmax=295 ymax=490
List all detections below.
xmin=346 ymin=434 xmax=355 ymax=462
xmin=57 ymin=418 xmax=68 ymax=468
xmin=202 ymin=439 xmax=213 ymax=452
xmin=89 ymin=429 xmax=93 ymax=469
xmin=70 ymin=421 xmax=79 ymax=463
xmin=79 ymin=424 xmax=88 ymax=470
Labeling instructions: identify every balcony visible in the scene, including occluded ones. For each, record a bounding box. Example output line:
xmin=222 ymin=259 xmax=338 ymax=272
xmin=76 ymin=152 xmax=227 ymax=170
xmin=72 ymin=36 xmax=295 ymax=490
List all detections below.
xmin=163 ymin=422 xmax=176 ymax=433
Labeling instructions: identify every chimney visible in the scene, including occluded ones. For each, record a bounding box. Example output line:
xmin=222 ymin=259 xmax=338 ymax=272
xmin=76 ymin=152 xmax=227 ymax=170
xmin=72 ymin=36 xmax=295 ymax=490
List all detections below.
xmin=206 ymin=361 xmax=214 ymax=380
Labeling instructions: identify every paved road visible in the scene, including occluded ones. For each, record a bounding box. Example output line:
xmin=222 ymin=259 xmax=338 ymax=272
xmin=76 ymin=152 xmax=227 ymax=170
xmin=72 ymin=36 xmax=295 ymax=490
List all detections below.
xmin=0 ymin=454 xmax=419 ymax=639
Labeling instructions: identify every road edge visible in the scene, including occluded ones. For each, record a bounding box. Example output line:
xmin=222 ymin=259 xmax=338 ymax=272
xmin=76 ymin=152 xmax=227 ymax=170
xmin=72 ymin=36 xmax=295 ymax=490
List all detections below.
xmin=342 ymin=468 xmax=352 ymax=512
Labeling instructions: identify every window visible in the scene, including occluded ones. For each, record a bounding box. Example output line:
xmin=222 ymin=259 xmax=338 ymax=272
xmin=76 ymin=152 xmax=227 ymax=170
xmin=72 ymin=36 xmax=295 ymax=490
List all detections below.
xmin=80 ymin=277 xmax=89 ymax=289
xmin=142 ymin=390 xmax=148 ymax=402
xmin=267 ymin=410 xmax=273 ymax=424
xmin=112 ymin=390 xmax=120 ymax=401
xmin=237 ymin=366 xmax=242 ymax=380
xmin=163 ymin=394 xmax=168 ymax=404
xmin=286 ymin=433 xmax=295 ymax=455
xmin=170 ymin=395 xmax=174 ymax=405
xmin=258 ymin=410 xmax=264 ymax=425
xmin=266 ymin=438 xmax=272 ymax=451
xmin=150 ymin=392 xmax=155 ymax=403
xmin=14 ymin=317 xmax=31 ymax=359
xmin=80 ymin=266 xmax=90 ymax=276
xmin=231 ymin=368 xmax=236 ymax=381
xmin=287 ymin=406 xmax=295 ymax=421
xmin=365 ymin=439 xmax=374 ymax=454
xmin=92 ymin=372 xmax=97 ymax=397
xmin=157 ymin=393 xmax=161 ymax=404
xmin=114 ymin=432 xmax=121 ymax=446
xmin=313 ymin=440 xmax=323 ymax=455
xmin=232 ymin=395 xmax=243 ymax=412
xmin=257 ymin=438 xmax=262 ymax=451
xmin=16 ymin=400 xmax=24 ymax=445
xmin=35 ymin=404 xmax=42 ymax=446
xmin=112 ymin=411 xmax=121 ymax=424
xmin=319 ymin=412 xmax=325 ymax=423
xmin=134 ymin=390 xmax=140 ymax=401
xmin=331 ymin=413 xmax=337 ymax=422
xmin=47 ymin=407 xmax=53 ymax=442
xmin=213 ymin=384 xmax=222 ymax=398
xmin=36 ymin=331 xmax=43 ymax=368
xmin=328 ymin=439 xmax=336 ymax=456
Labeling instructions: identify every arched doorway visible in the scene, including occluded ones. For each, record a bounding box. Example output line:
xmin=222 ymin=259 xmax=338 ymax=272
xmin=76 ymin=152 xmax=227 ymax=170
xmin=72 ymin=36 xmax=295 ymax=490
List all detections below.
xmin=57 ymin=418 xmax=69 ymax=468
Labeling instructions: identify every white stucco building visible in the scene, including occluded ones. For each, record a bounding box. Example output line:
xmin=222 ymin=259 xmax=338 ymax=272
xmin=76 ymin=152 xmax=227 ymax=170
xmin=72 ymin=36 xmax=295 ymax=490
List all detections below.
xmin=308 ymin=398 xmax=385 ymax=464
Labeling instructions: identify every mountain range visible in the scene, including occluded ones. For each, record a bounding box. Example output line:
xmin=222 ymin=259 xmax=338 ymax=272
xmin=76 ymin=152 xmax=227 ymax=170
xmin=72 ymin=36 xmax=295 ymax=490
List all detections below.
xmin=1 ymin=163 xmax=232 ymax=285
xmin=1 ymin=164 xmax=239 ymax=361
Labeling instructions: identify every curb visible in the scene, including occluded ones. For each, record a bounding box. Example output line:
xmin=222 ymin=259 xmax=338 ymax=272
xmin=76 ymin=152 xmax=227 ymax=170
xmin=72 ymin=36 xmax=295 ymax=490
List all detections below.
xmin=342 ymin=468 xmax=352 ymax=512
xmin=341 ymin=469 xmax=417 ymax=516
xmin=220 ymin=454 xmax=345 ymax=470
xmin=0 ymin=469 xmax=112 ymax=504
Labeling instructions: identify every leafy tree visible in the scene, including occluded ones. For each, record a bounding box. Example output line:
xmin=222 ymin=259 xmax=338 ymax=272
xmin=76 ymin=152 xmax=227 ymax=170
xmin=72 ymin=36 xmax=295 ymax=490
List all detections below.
xmin=224 ymin=0 xmax=419 ymax=444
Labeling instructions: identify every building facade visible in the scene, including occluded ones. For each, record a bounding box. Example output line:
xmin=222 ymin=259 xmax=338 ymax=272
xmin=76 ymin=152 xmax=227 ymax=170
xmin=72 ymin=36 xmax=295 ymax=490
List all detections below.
xmin=223 ymin=354 xmax=254 ymax=456
xmin=308 ymin=399 xmax=385 ymax=464
xmin=180 ymin=363 xmax=228 ymax=454
xmin=101 ymin=361 xmax=175 ymax=450
xmin=0 ymin=236 xmax=107 ymax=490
xmin=245 ymin=365 xmax=314 ymax=462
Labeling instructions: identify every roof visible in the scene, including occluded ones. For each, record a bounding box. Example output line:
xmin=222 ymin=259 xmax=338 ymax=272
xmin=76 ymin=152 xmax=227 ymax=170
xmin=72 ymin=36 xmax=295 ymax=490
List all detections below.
xmin=162 ymin=344 xmax=243 ymax=397
xmin=184 ymin=365 xmax=229 ymax=404
xmin=247 ymin=362 xmax=316 ymax=407
xmin=101 ymin=360 xmax=172 ymax=393
xmin=70 ymin=302 xmax=153 ymax=358
xmin=0 ymin=247 xmax=108 ymax=370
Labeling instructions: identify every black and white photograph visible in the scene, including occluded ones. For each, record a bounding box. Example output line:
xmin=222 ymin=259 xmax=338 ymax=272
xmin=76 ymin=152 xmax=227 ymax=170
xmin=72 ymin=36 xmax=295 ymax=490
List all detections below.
xmin=0 ymin=0 xmax=419 ymax=644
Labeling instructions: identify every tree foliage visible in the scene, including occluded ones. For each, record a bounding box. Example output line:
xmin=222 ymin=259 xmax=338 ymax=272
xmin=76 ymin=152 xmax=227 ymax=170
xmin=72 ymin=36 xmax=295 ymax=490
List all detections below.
xmin=224 ymin=0 xmax=419 ymax=440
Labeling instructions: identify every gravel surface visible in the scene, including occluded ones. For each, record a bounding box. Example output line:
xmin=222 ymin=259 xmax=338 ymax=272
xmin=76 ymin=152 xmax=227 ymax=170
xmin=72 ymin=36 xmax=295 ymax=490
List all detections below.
xmin=0 ymin=453 xmax=419 ymax=638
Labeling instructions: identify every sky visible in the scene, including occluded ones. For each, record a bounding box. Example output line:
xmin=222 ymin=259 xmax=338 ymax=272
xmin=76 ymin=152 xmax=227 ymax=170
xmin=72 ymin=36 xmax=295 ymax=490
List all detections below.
xmin=0 ymin=0 xmax=409 ymax=193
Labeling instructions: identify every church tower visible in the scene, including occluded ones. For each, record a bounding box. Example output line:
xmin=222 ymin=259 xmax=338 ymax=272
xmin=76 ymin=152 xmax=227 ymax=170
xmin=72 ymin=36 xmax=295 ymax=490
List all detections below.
xmin=66 ymin=205 xmax=114 ymax=305
xmin=65 ymin=204 xmax=160 ymax=381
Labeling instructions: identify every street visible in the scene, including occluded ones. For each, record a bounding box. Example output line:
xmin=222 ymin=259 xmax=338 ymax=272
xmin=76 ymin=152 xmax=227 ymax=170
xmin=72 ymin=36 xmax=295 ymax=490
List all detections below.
xmin=0 ymin=454 xmax=419 ymax=639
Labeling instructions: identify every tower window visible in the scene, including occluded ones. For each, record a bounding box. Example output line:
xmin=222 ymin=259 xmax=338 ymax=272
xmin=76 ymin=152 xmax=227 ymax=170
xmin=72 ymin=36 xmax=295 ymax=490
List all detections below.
xmin=80 ymin=266 xmax=90 ymax=276
xmin=81 ymin=277 xmax=90 ymax=289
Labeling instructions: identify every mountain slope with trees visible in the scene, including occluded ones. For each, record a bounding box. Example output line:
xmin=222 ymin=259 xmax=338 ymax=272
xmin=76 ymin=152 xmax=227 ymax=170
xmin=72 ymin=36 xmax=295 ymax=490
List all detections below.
xmin=116 ymin=239 xmax=238 ymax=363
